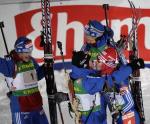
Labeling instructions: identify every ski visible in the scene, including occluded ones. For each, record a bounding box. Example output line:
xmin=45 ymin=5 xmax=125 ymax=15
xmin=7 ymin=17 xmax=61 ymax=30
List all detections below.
xmin=127 ymin=0 xmax=145 ymax=123
xmin=40 ymin=0 xmax=58 ymax=123
xmin=103 ymin=2 xmax=145 ymax=123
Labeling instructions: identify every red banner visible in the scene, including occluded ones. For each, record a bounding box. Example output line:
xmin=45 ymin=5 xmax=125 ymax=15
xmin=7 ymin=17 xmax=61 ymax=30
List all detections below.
xmin=15 ymin=5 xmax=150 ymax=62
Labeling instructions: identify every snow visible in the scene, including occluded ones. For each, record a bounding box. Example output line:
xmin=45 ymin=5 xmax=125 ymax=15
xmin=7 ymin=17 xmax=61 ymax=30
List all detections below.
xmin=0 ymin=68 xmax=150 ymax=124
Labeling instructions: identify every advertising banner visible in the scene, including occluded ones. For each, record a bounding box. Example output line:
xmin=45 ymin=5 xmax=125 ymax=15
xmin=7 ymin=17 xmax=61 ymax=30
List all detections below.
xmin=0 ymin=0 xmax=150 ymax=65
xmin=0 ymin=1 xmax=150 ymax=124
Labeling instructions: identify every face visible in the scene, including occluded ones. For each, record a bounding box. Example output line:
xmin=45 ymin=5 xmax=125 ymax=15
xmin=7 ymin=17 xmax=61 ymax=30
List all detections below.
xmin=85 ymin=35 xmax=97 ymax=44
xmin=89 ymin=60 xmax=103 ymax=70
xmin=18 ymin=52 xmax=32 ymax=62
xmin=89 ymin=59 xmax=116 ymax=75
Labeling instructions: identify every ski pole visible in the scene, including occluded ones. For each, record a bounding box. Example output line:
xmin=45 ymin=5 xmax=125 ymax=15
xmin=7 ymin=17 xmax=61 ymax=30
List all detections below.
xmin=0 ymin=21 xmax=9 ymax=54
xmin=56 ymin=41 xmax=68 ymax=124
xmin=57 ymin=103 xmax=64 ymax=124
xmin=103 ymin=4 xmax=109 ymax=27
xmin=57 ymin=42 xmax=78 ymax=123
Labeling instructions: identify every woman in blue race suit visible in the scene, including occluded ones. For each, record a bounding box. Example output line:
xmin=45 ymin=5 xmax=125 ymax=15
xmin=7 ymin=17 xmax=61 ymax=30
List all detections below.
xmin=70 ymin=48 xmax=144 ymax=124
xmin=0 ymin=37 xmax=49 ymax=124
xmin=69 ymin=20 xmax=144 ymax=124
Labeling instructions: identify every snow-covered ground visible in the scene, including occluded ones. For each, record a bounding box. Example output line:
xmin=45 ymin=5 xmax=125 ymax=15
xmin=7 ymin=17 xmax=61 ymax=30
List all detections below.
xmin=0 ymin=68 xmax=150 ymax=124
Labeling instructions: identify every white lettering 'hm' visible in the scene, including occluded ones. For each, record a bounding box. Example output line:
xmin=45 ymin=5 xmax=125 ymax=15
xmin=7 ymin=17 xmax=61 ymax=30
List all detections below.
xmin=26 ymin=12 xmax=150 ymax=61
xmin=111 ymin=17 xmax=150 ymax=50
xmin=56 ymin=12 xmax=84 ymax=56
xmin=27 ymin=12 xmax=84 ymax=60
xmin=27 ymin=12 xmax=43 ymax=60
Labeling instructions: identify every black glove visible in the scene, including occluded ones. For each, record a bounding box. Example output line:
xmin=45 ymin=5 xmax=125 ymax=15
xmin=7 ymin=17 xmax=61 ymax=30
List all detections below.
xmin=55 ymin=92 xmax=69 ymax=103
xmin=40 ymin=31 xmax=45 ymax=47
xmin=6 ymin=91 xmax=12 ymax=98
xmin=128 ymin=58 xmax=145 ymax=72
xmin=72 ymin=51 xmax=90 ymax=68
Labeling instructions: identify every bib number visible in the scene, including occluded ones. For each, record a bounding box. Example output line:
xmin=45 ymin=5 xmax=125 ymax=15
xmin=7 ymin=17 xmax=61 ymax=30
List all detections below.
xmin=23 ymin=70 xmax=37 ymax=84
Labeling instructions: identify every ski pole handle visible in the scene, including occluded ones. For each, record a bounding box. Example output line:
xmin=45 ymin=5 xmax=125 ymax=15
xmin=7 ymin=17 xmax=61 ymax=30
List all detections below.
xmin=103 ymin=4 xmax=109 ymax=27
xmin=57 ymin=41 xmax=63 ymax=55
xmin=57 ymin=41 xmax=62 ymax=51
xmin=57 ymin=41 xmax=67 ymax=73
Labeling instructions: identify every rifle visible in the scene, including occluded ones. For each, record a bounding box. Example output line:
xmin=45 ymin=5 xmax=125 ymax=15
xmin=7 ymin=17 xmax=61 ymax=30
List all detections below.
xmin=102 ymin=4 xmax=127 ymax=65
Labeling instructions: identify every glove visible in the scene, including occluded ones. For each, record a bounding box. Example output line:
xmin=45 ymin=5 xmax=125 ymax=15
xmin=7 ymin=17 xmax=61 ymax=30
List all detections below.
xmin=6 ymin=50 xmax=21 ymax=62
xmin=40 ymin=31 xmax=45 ymax=47
xmin=72 ymin=51 xmax=90 ymax=68
xmin=127 ymin=58 xmax=145 ymax=72
xmin=55 ymin=92 xmax=69 ymax=103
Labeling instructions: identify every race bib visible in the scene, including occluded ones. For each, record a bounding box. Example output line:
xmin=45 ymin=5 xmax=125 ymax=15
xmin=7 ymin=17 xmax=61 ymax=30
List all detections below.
xmin=23 ymin=70 xmax=38 ymax=84
xmin=76 ymin=92 xmax=100 ymax=111
xmin=12 ymin=69 xmax=38 ymax=90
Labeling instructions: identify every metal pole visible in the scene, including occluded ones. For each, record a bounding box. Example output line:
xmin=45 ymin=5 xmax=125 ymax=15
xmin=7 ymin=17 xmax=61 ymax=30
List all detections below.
xmin=0 ymin=21 xmax=9 ymax=54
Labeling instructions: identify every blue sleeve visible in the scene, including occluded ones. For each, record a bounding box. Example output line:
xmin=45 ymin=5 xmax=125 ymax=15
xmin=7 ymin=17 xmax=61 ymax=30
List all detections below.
xmin=32 ymin=58 xmax=44 ymax=81
xmin=0 ymin=57 xmax=12 ymax=76
xmin=81 ymin=65 xmax=132 ymax=95
xmin=112 ymin=65 xmax=132 ymax=84
xmin=104 ymin=65 xmax=132 ymax=88
xmin=122 ymin=89 xmax=134 ymax=113
xmin=82 ymin=76 xmax=105 ymax=95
